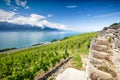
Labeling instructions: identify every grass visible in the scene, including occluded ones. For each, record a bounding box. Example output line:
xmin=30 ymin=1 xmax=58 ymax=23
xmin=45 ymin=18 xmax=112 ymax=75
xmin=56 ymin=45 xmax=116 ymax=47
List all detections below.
xmin=107 ymin=36 xmax=112 ymax=43
xmin=73 ymin=53 xmax=82 ymax=68
xmin=0 ymin=32 xmax=98 ymax=80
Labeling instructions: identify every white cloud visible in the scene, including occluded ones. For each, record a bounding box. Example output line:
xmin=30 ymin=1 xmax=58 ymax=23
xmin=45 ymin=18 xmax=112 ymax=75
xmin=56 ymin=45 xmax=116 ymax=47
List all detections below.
xmin=4 ymin=0 xmax=30 ymax=9
xmin=9 ymin=14 xmax=46 ymax=26
xmin=20 ymin=1 xmax=27 ymax=7
xmin=13 ymin=8 xmax=17 ymax=11
xmin=66 ymin=5 xmax=77 ymax=8
xmin=0 ymin=9 xmax=16 ymax=21
xmin=5 ymin=0 xmax=11 ymax=6
xmin=30 ymin=14 xmax=46 ymax=21
xmin=40 ymin=20 xmax=67 ymax=30
xmin=15 ymin=0 xmax=30 ymax=9
xmin=94 ymin=12 xmax=120 ymax=18
xmin=47 ymin=14 xmax=54 ymax=17
xmin=0 ymin=9 xmax=66 ymax=30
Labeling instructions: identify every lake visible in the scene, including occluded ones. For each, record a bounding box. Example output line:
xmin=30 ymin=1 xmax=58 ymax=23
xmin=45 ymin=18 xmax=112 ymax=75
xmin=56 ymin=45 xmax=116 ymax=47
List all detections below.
xmin=0 ymin=31 xmax=80 ymax=50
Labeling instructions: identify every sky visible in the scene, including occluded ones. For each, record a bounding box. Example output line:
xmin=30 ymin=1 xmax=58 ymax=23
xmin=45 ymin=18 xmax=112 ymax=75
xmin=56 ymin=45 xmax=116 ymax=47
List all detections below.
xmin=0 ymin=0 xmax=120 ymax=32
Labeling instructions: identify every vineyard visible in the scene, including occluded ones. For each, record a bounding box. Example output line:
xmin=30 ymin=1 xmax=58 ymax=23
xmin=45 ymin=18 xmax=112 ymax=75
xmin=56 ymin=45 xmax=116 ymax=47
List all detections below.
xmin=0 ymin=32 xmax=97 ymax=80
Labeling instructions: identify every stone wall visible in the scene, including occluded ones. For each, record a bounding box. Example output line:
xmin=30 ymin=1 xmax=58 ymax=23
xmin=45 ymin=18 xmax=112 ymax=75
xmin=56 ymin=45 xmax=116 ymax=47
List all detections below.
xmin=111 ymin=28 xmax=120 ymax=79
xmin=85 ymin=27 xmax=120 ymax=80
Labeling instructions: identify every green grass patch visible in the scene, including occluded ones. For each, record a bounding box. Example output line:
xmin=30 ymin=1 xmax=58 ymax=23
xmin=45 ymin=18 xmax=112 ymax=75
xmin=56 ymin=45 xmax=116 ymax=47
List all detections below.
xmin=73 ymin=53 xmax=82 ymax=68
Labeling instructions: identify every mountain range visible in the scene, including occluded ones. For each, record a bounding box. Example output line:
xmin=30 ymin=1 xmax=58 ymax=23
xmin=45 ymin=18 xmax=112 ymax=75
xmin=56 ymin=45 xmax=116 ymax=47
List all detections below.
xmin=0 ymin=22 xmax=60 ymax=31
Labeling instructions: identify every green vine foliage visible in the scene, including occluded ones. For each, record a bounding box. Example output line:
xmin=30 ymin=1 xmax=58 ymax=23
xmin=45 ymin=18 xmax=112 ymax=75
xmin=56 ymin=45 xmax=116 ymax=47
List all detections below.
xmin=0 ymin=32 xmax=97 ymax=80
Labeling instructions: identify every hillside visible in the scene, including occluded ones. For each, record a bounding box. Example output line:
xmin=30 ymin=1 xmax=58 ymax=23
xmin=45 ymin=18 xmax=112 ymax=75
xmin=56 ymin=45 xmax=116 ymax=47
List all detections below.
xmin=55 ymin=22 xmax=120 ymax=80
xmin=0 ymin=32 xmax=97 ymax=80
xmin=1 ymin=23 xmax=120 ymax=80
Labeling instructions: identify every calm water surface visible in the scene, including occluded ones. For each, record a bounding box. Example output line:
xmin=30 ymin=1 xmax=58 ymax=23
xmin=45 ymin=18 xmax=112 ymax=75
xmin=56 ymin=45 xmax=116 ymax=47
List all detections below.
xmin=0 ymin=31 xmax=80 ymax=50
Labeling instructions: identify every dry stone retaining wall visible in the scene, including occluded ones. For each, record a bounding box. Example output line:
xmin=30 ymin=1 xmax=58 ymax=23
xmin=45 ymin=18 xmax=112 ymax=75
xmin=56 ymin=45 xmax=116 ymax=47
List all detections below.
xmin=85 ymin=27 xmax=120 ymax=80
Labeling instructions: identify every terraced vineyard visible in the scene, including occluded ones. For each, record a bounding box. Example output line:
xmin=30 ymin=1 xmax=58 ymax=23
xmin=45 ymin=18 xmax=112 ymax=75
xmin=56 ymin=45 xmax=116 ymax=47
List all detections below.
xmin=0 ymin=32 xmax=97 ymax=80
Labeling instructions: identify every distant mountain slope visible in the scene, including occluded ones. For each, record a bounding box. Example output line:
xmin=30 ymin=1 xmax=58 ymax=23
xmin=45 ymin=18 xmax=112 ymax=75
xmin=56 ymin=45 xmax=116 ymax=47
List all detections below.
xmin=0 ymin=22 xmax=60 ymax=31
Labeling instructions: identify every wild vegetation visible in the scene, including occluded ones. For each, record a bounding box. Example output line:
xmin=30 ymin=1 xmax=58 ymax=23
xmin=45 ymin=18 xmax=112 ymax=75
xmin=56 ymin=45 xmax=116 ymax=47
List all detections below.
xmin=0 ymin=32 xmax=97 ymax=80
xmin=110 ymin=22 xmax=120 ymax=27
xmin=104 ymin=22 xmax=120 ymax=30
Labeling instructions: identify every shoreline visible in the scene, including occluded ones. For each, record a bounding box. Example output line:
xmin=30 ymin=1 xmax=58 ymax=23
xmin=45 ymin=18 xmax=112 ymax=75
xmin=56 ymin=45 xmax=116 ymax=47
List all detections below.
xmin=0 ymin=41 xmax=55 ymax=54
xmin=0 ymin=32 xmax=81 ymax=54
xmin=0 ymin=33 xmax=81 ymax=54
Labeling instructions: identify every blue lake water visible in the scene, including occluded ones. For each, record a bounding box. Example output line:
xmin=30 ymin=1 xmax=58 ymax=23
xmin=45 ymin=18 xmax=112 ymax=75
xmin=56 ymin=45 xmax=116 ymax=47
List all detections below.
xmin=0 ymin=31 xmax=80 ymax=50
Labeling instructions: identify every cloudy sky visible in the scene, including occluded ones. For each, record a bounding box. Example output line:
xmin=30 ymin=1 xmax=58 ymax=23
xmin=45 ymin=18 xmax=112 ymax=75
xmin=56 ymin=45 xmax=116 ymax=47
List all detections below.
xmin=0 ymin=0 xmax=120 ymax=32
